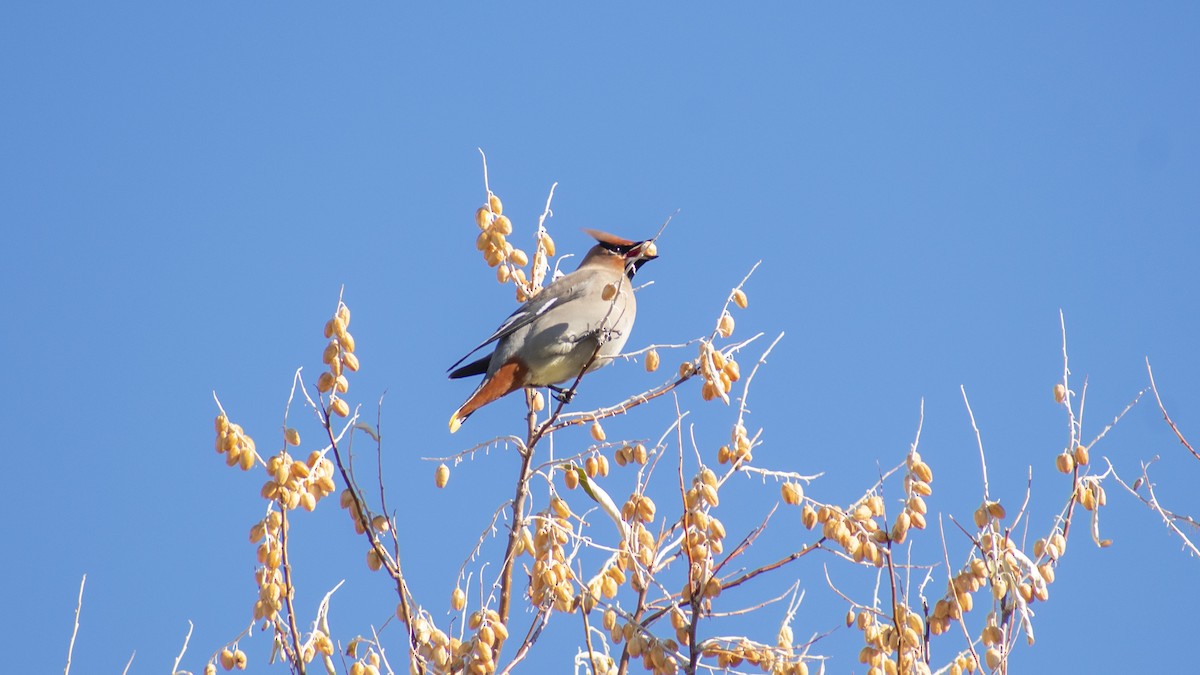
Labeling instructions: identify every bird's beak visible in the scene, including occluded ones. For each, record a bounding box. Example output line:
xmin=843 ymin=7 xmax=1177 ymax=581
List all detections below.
xmin=628 ymin=239 xmax=658 ymax=261
xmin=624 ymin=239 xmax=658 ymax=275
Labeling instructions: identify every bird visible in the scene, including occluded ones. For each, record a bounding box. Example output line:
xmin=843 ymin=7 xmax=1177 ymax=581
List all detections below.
xmin=447 ymin=229 xmax=659 ymax=433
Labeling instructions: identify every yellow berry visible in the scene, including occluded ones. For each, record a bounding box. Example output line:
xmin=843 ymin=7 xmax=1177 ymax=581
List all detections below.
xmin=476 ymin=206 xmax=493 ymax=229
xmin=645 ymin=349 xmax=660 ymax=372
xmin=322 ymin=341 xmax=339 ymax=365
xmin=493 ymin=214 xmax=513 ymax=236
xmin=331 ymin=316 xmax=348 ymax=341
xmin=723 ymin=360 xmax=740 ymax=382
xmin=330 ymin=398 xmax=350 ymax=418
xmin=614 ymin=446 xmax=629 ymax=466
xmin=717 ymin=312 xmax=734 ymax=338
xmin=984 ymin=648 xmax=1002 ymax=671
xmin=781 ymin=482 xmax=804 ymax=505
xmin=316 ymin=372 xmax=335 ymax=392
xmin=1073 ymin=444 xmax=1090 ymax=466
xmin=1056 ymin=452 xmax=1075 ymax=474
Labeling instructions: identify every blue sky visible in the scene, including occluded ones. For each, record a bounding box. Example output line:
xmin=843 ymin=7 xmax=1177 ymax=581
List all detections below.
xmin=2 ymin=3 xmax=1198 ymax=673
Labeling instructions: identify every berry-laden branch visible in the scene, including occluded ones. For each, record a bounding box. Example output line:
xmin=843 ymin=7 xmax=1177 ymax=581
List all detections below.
xmin=190 ymin=158 xmax=1200 ymax=675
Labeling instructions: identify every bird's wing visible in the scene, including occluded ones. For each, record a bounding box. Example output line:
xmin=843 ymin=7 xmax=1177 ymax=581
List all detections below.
xmin=446 ymin=283 xmax=586 ymax=374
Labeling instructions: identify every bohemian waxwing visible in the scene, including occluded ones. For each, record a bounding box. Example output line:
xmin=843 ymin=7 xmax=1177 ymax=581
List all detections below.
xmin=447 ymin=229 xmax=659 ymax=432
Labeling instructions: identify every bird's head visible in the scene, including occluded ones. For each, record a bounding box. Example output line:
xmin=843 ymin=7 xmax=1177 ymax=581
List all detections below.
xmin=582 ymin=229 xmax=659 ymax=278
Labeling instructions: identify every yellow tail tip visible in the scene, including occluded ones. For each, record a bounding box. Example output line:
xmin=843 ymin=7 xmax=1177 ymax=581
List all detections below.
xmin=449 ymin=413 xmax=463 ymax=434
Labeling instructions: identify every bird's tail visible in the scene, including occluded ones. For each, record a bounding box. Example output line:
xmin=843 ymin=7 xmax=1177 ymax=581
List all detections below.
xmin=448 ymin=360 xmax=526 ymax=433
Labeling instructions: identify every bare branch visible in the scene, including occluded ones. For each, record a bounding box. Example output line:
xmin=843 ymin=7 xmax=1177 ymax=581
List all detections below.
xmin=937 ymin=516 xmax=981 ymax=671
xmin=278 ymin=509 xmax=306 ymax=674
xmin=495 ymin=608 xmax=551 ymax=675
xmin=961 ymin=385 xmax=990 ymax=501
xmin=170 ymin=620 xmax=194 ymax=675
xmin=64 ymin=574 xmax=85 ymax=675
xmin=1059 ymin=310 xmax=1080 ymax=450
xmin=1146 ymin=358 xmax=1199 ymax=461
xmin=1108 ymin=459 xmax=1200 ymax=558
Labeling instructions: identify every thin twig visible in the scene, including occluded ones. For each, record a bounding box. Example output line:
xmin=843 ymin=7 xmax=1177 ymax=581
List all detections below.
xmin=713 ymin=504 xmax=778 ymax=576
xmin=373 ymin=393 xmax=394 ymax=554
xmin=497 ymin=443 xmax=535 ymax=626
xmin=478 ymin=148 xmax=491 ymax=199
xmin=322 ymin=406 xmax=421 ymax=671
xmin=1059 ymin=310 xmax=1079 ymax=450
xmin=734 ymin=330 xmax=783 ymax=431
xmin=531 ymin=182 xmax=558 ymax=289
xmin=961 ymin=386 xmax=990 ymax=501
xmin=369 ymin=624 xmax=397 ymax=675
xmin=937 ymin=516 xmax=981 ymax=671
xmin=495 ymin=608 xmax=551 ymax=675
xmin=278 ymin=509 xmax=306 ymax=674
xmin=581 ymin=605 xmax=597 ymax=675
xmin=714 ymin=261 xmax=763 ymax=345
xmin=64 ymin=574 xmax=85 ymax=675
xmin=1146 ymin=358 xmax=1199 ymax=461
xmin=1108 ymin=459 xmax=1200 ymax=557
xmin=171 ymin=621 xmax=194 ymax=675
xmin=714 ymin=540 xmax=825 ymax=596
xmin=678 ymin=415 xmax=700 ymax=674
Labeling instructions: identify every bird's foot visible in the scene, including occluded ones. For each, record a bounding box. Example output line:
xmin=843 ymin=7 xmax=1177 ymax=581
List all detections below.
xmin=599 ymin=327 xmax=622 ymax=343
xmin=548 ymin=385 xmax=576 ymax=404
xmin=585 ymin=326 xmax=622 ymax=348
